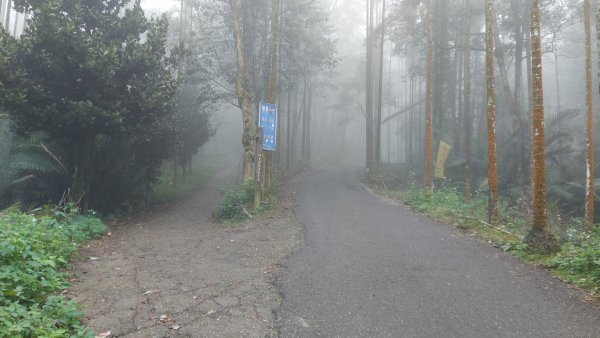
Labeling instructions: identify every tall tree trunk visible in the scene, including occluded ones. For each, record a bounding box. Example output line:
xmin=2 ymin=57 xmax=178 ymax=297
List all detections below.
xmin=375 ymin=0 xmax=386 ymax=174
xmin=264 ymin=0 xmax=280 ymax=198
xmin=366 ymin=0 xmax=375 ymax=180
xmin=286 ymin=84 xmax=292 ymax=170
xmin=12 ymin=8 xmax=18 ymax=35
xmin=301 ymin=77 xmax=307 ymax=161
xmin=584 ymin=0 xmax=595 ymax=224
xmin=464 ymin=0 xmax=473 ymax=200
xmin=230 ymin=0 xmax=256 ymax=183
xmin=424 ymin=0 xmax=434 ymax=191
xmin=553 ymin=41 xmax=561 ymax=114
xmin=525 ymin=0 xmax=559 ymax=253
xmin=306 ymin=76 xmax=312 ymax=163
xmin=512 ymin=0 xmax=525 ymax=192
xmin=485 ymin=0 xmax=500 ymax=225
xmin=2 ymin=0 xmax=10 ymax=32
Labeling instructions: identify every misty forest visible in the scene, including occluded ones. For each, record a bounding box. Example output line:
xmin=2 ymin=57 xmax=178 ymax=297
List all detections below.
xmin=2 ymin=0 xmax=600 ymax=337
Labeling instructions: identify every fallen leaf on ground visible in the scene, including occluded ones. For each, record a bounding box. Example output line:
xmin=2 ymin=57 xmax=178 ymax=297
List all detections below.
xmin=95 ymin=331 xmax=111 ymax=338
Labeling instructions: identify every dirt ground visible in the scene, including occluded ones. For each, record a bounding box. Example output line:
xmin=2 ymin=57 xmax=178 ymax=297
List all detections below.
xmin=69 ymin=168 xmax=303 ymax=338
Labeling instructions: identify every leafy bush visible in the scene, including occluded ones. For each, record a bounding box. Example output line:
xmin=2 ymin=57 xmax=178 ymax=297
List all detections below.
xmin=0 ymin=206 xmax=105 ymax=337
xmin=403 ymin=185 xmax=488 ymax=222
xmin=213 ymin=181 xmax=257 ymax=221
xmin=549 ymin=228 xmax=600 ymax=292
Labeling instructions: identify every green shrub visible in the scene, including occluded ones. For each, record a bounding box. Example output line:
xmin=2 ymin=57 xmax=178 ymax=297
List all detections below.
xmin=0 ymin=206 xmax=105 ymax=337
xmin=549 ymin=228 xmax=600 ymax=291
xmin=213 ymin=181 xmax=257 ymax=221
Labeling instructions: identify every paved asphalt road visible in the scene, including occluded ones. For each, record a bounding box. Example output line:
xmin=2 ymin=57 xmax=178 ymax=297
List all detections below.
xmin=275 ymin=169 xmax=600 ymax=337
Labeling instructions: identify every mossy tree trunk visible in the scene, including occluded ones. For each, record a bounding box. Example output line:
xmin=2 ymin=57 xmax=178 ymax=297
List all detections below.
xmin=524 ymin=0 xmax=559 ymax=254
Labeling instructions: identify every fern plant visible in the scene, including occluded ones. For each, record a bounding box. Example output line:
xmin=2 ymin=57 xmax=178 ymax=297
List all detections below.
xmin=0 ymin=116 xmax=67 ymax=209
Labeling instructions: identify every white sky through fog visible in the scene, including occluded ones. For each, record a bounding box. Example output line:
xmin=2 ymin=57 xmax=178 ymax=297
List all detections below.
xmin=141 ymin=0 xmax=179 ymax=12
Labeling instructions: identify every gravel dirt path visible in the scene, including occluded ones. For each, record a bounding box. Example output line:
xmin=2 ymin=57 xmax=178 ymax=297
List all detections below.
xmin=70 ymin=165 xmax=303 ymax=337
xmin=275 ymin=168 xmax=600 ymax=337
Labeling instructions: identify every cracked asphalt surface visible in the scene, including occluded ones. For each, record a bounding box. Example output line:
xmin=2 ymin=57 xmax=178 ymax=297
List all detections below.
xmin=275 ymin=169 xmax=600 ymax=337
xmin=70 ymin=164 xmax=303 ymax=337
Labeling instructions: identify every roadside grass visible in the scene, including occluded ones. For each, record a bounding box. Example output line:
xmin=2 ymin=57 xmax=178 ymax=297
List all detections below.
xmin=0 ymin=205 xmax=106 ymax=337
xmin=147 ymin=154 xmax=223 ymax=206
xmin=213 ymin=169 xmax=283 ymax=224
xmin=386 ymin=185 xmax=600 ymax=296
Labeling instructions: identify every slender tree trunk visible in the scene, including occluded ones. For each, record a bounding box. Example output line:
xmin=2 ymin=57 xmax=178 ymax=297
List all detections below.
xmin=553 ymin=45 xmax=561 ymax=114
xmin=263 ymin=0 xmax=279 ymax=198
xmin=230 ymin=0 xmax=256 ymax=183
xmin=366 ymin=0 xmax=375 ymax=179
xmin=286 ymin=84 xmax=292 ymax=170
xmin=301 ymin=77 xmax=307 ymax=161
xmin=525 ymin=2 xmax=533 ymax=120
xmin=464 ymin=0 xmax=473 ymax=200
xmin=584 ymin=0 xmax=595 ymax=224
xmin=375 ymin=0 xmax=386 ymax=174
xmin=424 ymin=0 xmax=434 ymax=191
xmin=485 ymin=0 xmax=500 ymax=225
xmin=12 ymin=8 xmax=18 ymax=35
xmin=306 ymin=76 xmax=312 ymax=163
xmin=2 ymin=0 xmax=10 ymax=32
xmin=525 ymin=0 xmax=559 ymax=253
xmin=512 ymin=0 xmax=525 ymax=192
xmin=456 ymin=48 xmax=463 ymax=159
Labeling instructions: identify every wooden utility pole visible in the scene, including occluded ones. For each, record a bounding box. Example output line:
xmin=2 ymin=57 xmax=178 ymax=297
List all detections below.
xmin=485 ymin=0 xmax=500 ymax=225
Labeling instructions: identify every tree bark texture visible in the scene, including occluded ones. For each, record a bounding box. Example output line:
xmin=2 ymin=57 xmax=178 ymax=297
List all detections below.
xmin=375 ymin=0 xmax=386 ymax=174
xmin=525 ymin=0 xmax=559 ymax=254
xmin=485 ymin=0 xmax=500 ymax=225
xmin=230 ymin=0 xmax=256 ymax=184
xmin=424 ymin=0 xmax=434 ymax=191
xmin=366 ymin=0 xmax=375 ymax=180
xmin=263 ymin=0 xmax=280 ymax=198
xmin=584 ymin=0 xmax=595 ymax=224
xmin=464 ymin=0 xmax=473 ymax=200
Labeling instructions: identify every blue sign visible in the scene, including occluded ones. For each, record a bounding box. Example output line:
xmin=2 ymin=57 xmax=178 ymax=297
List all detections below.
xmin=259 ymin=102 xmax=277 ymax=151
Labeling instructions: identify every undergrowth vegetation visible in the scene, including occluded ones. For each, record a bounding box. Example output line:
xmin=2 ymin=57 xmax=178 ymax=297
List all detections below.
xmin=0 ymin=206 xmax=105 ymax=337
xmin=213 ymin=179 xmax=276 ymax=223
xmin=398 ymin=183 xmax=600 ymax=295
